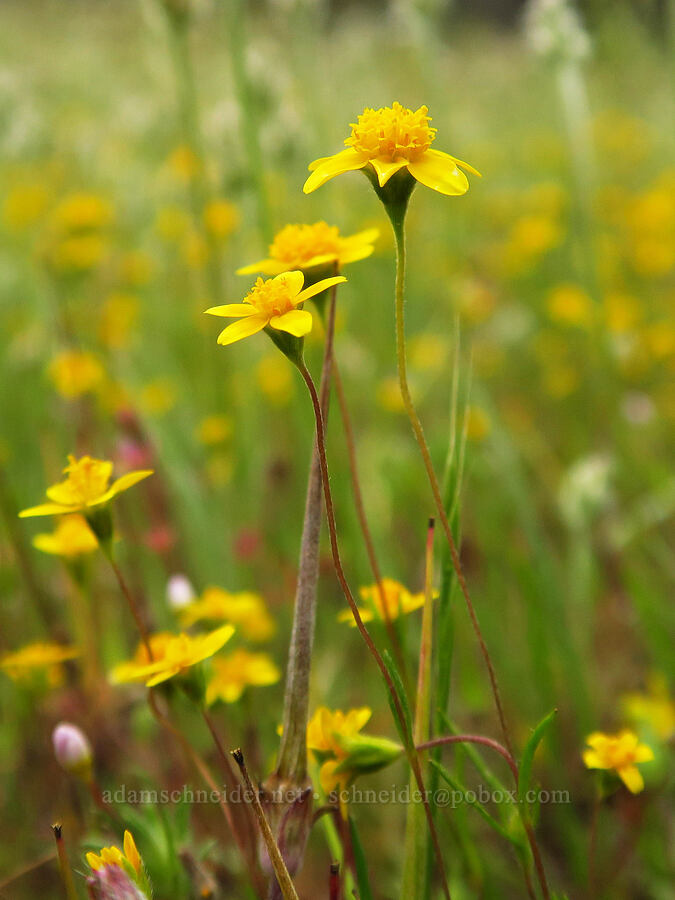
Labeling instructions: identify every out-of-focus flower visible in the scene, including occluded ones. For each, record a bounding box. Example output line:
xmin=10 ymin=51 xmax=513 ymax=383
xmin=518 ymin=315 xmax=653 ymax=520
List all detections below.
xmin=180 ymin=586 xmax=275 ymax=642
xmin=155 ymin=205 xmax=190 ymax=242
xmin=3 ymin=183 xmax=49 ymax=229
xmin=139 ymin=379 xmax=177 ymax=416
xmin=19 ymin=455 xmax=153 ymax=518
xmin=408 ymin=333 xmax=447 ymax=373
xmin=86 ymin=830 xmax=151 ymax=898
xmin=257 ymin=354 xmax=295 ymax=406
xmin=166 ymin=145 xmax=201 ymax=182
xmin=206 ymin=649 xmax=280 ymax=704
xmin=111 ymin=626 xmax=234 ymax=687
xmin=205 ymin=271 xmax=345 ymax=347
xmin=195 ymin=414 xmax=232 ymax=446
xmin=118 ymin=251 xmax=155 ymax=286
xmin=547 ymin=283 xmax=594 ymax=328
xmin=525 ymin=0 xmax=591 ymax=64
xmin=46 ymin=233 xmax=109 ymax=273
xmin=50 ymin=193 xmax=114 ymax=232
xmin=304 ymin=102 xmax=479 ymax=196
xmin=182 ymin=231 xmax=209 ymax=268
xmin=502 ymin=214 xmax=563 ymax=275
xmin=166 ymin=574 xmax=196 ymax=610
xmin=622 ymin=676 xmax=675 ymax=741
xmin=48 ymin=350 xmax=105 ymax=399
xmin=603 ymin=292 xmax=640 ymax=335
xmin=53 ymin=722 xmax=93 ymax=779
xmin=338 ymin=578 xmax=429 ymax=625
xmin=0 ymin=641 xmax=79 ymax=683
xmin=237 ymin=222 xmax=378 ymax=276
xmin=206 ymin=453 xmax=234 ymax=487
xmin=33 ymin=515 xmax=98 ymax=558
xmin=558 ymin=454 xmax=613 ymax=528
xmin=583 ymin=730 xmax=654 ymax=793
xmin=376 ymin=376 xmax=406 ymax=413
xmin=465 ymin=406 xmax=491 ymax=442
xmin=203 ymin=199 xmax=239 ymax=239
xmin=99 ymin=293 xmax=139 ymax=349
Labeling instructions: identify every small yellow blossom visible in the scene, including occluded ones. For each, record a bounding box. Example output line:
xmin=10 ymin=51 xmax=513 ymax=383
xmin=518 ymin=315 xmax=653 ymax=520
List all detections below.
xmin=99 ymin=292 xmax=139 ymax=349
xmin=139 ymin=379 xmax=177 ymax=416
xmin=408 ymin=333 xmax=447 ymax=373
xmin=19 ymin=455 xmax=153 ymax=518
xmin=86 ymin=830 xmax=150 ymax=895
xmin=547 ymin=283 xmax=594 ymax=328
xmin=583 ymin=730 xmax=654 ymax=794
xmin=196 ymin=414 xmax=233 ymax=446
xmin=257 ymin=354 xmax=295 ymax=407
xmin=465 ymin=406 xmax=491 ymax=442
xmin=155 ymin=205 xmax=191 ymax=242
xmin=376 ymin=376 xmax=406 ymax=413
xmin=338 ymin=578 xmax=429 ymax=625
xmin=622 ymin=676 xmax=675 ymax=741
xmin=118 ymin=250 xmax=155 ymax=286
xmin=48 ymin=350 xmax=105 ymax=399
xmin=206 ymin=649 xmax=280 ymax=704
xmin=237 ymin=222 xmax=379 ymax=276
xmin=180 ymin=586 xmax=275 ymax=642
xmin=182 ymin=230 xmax=209 ymax=268
xmin=603 ymin=292 xmax=640 ymax=334
xmin=50 ymin=193 xmax=114 ymax=232
xmin=47 ymin=233 xmax=109 ymax=272
xmin=502 ymin=215 xmax=563 ymax=274
xmin=206 ymin=453 xmax=234 ymax=487
xmin=304 ymin=102 xmax=479 ymax=196
xmin=111 ymin=625 xmax=234 ymax=687
xmin=205 ymin=271 xmax=346 ymax=347
xmin=204 ymin=199 xmax=239 ymax=239
xmin=0 ymin=641 xmax=79 ymax=682
xmin=3 ymin=183 xmax=49 ymax=229
xmin=167 ymin=145 xmax=201 ymax=181
xmin=32 ymin=515 xmax=98 ymax=558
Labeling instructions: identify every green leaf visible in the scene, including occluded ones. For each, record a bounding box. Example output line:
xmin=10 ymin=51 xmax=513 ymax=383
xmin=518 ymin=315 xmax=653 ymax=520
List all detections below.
xmin=382 ymin=649 xmax=412 ymax=747
xmin=349 ymin=815 xmax=375 ymax=900
xmin=518 ymin=709 xmax=557 ymax=818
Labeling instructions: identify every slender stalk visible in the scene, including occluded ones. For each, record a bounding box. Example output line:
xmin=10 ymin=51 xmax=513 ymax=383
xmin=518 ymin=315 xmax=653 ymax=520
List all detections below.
xmin=297 ymin=362 xmax=451 ymax=900
xmin=389 ymin=211 xmax=513 ymax=758
xmin=52 ymin=824 xmax=78 ymax=900
xmin=231 ymin=749 xmax=300 ymax=900
xmin=276 ymin=283 xmax=337 ymax=781
xmin=107 ymin=556 xmax=154 ymax=662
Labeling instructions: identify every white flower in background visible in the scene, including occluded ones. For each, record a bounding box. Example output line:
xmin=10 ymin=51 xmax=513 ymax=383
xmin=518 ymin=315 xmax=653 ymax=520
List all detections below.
xmin=524 ymin=0 xmax=591 ymax=64
xmin=559 ymin=454 xmax=614 ymax=528
xmin=166 ymin=574 xmax=196 ymax=610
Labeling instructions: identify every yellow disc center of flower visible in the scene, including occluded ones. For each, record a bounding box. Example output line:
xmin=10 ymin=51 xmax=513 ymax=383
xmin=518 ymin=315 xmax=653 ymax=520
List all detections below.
xmin=346 ymin=102 xmax=436 ymax=161
xmin=269 ymin=222 xmax=342 ymax=266
xmin=245 ymin=277 xmax=298 ymax=319
xmin=61 ymin=456 xmax=112 ymax=504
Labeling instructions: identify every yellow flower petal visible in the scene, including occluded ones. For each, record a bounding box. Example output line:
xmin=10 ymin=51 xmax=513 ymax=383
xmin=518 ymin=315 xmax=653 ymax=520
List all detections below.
xmin=269 ymin=309 xmax=313 ymax=337
xmin=370 ymin=156 xmax=409 ymax=187
xmin=272 ymin=269 xmax=305 ymax=297
xmin=618 ymin=765 xmax=644 ymax=794
xmin=19 ymin=502 xmax=71 ymax=518
xmin=205 ymin=303 xmax=258 ymax=317
xmin=108 ymin=470 xmax=154 ymax=500
xmin=236 ymin=260 xmax=286 ymax=276
xmin=407 ymin=152 xmax=470 ymax=196
xmin=296 ymin=275 xmax=347 ymax=304
xmin=216 ymin=315 xmax=267 ymax=346
xmin=303 ymin=149 xmax=368 ymax=194
xmin=425 ymin=149 xmax=482 ymax=178
xmin=123 ymin=831 xmax=141 ymax=874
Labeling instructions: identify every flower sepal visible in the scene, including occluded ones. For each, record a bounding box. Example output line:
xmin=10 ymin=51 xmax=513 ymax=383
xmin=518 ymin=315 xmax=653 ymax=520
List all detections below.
xmin=331 ymin=732 xmax=404 ymax=777
xmin=264 ymin=325 xmax=305 ymax=368
xmin=361 ymin=164 xmax=416 ymax=227
xmin=85 ymin=506 xmax=115 ymax=557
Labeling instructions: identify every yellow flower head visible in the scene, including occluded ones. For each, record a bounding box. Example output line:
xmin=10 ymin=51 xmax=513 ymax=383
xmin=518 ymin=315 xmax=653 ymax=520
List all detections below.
xmin=307 ymin=707 xmax=372 ymax=757
xmin=338 ymin=577 xmax=429 ymax=625
xmin=86 ymin=830 xmax=150 ymax=896
xmin=111 ymin=625 xmax=234 ymax=687
xmin=237 ymin=222 xmax=379 ymax=276
xmin=195 ymin=415 xmax=233 ymax=446
xmin=0 ymin=641 xmax=79 ymax=682
xmin=205 ymin=270 xmax=346 ymax=347
xmin=48 ymin=350 xmax=105 ymax=399
xmin=583 ymin=729 xmax=654 ymax=794
xmin=204 ymin=199 xmax=240 ymax=239
xmin=19 ymin=455 xmax=153 ymax=518
xmin=304 ymin=102 xmax=480 ymax=196
xmin=51 ymin=193 xmax=114 ymax=232
xmin=180 ymin=586 xmax=275 ymax=642
xmin=622 ymin=676 xmax=675 ymax=742
xmin=206 ymin=649 xmax=280 ymax=705
xmin=33 ymin=515 xmax=98 ymax=558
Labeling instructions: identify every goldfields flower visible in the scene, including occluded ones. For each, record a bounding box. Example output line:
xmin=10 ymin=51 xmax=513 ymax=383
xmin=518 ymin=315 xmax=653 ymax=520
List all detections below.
xmin=622 ymin=676 xmax=675 ymax=741
xmin=51 ymin=193 xmax=114 ymax=231
xmin=0 ymin=641 xmax=79 ymax=683
xmin=237 ymin=222 xmax=379 ymax=276
xmin=110 ymin=626 xmax=234 ymax=687
xmin=179 ymin=586 xmax=275 ymax=642
xmin=338 ymin=577 xmax=431 ymax=625
xmin=86 ymin=830 xmax=151 ymax=898
xmin=32 ymin=515 xmax=98 ymax=558
xmin=583 ymin=730 xmax=654 ymax=793
xmin=203 ymin=198 xmax=239 ymax=239
xmin=19 ymin=455 xmax=153 ymax=519
xmin=195 ymin=414 xmax=233 ymax=446
xmin=303 ymin=102 xmax=479 ymax=196
xmin=204 ymin=270 xmax=346 ymax=347
xmin=205 ymin=649 xmax=280 ymax=705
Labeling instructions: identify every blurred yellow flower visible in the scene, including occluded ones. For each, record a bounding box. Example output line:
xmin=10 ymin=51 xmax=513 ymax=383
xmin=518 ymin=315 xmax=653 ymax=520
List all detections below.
xmin=408 ymin=333 xmax=447 ymax=373
xmin=603 ymin=292 xmax=640 ymax=334
xmin=99 ymin=292 xmax=139 ymax=349
xmin=182 ymin=230 xmax=209 ymax=268
xmin=48 ymin=350 xmax=105 ymax=399
xmin=547 ymin=283 xmax=594 ymax=328
xmin=376 ymin=376 xmax=406 ymax=413
xmin=304 ymin=102 xmax=479 ymax=196
xmin=583 ymin=729 xmax=654 ymax=794
xmin=0 ymin=641 xmax=79 ymax=681
xmin=167 ymin=145 xmax=201 ymax=181
xmin=180 ymin=586 xmax=275 ymax=642
xmin=118 ymin=250 xmax=155 ymax=286
xmin=237 ymin=222 xmax=378 ymax=276
xmin=339 ymin=577 xmax=428 ymax=625
xmin=205 ymin=271 xmax=345 ymax=347
xmin=139 ymin=379 xmax=177 ymax=416
xmin=3 ymin=183 xmax=49 ymax=229
xmin=623 ymin=677 xmax=675 ymax=741
xmin=33 ymin=515 xmax=98 ymax=558
xmin=257 ymin=354 xmax=295 ymax=407
xmin=465 ymin=406 xmax=491 ymax=442
xmin=155 ymin=205 xmax=190 ymax=242
xmin=204 ymin=199 xmax=239 ymax=239
xmin=50 ymin=193 xmax=114 ymax=231
xmin=543 ymin=363 xmax=580 ymax=398
xmin=307 ymin=706 xmax=372 ymax=757
xmin=111 ymin=625 xmax=234 ymax=687
xmin=47 ymin=233 xmax=109 ymax=272
xmin=503 ymin=214 xmax=563 ymax=274
xmin=19 ymin=455 xmax=153 ymax=518
xmin=206 ymin=649 xmax=280 ymax=704
xmin=205 ymin=453 xmax=234 ymax=487
xmin=196 ymin=414 xmax=233 ymax=446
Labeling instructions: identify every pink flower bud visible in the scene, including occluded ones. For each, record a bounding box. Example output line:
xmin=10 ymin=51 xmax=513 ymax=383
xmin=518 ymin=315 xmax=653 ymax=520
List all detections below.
xmin=52 ymin=722 xmax=92 ymax=778
xmin=166 ymin=573 xmax=195 ymax=609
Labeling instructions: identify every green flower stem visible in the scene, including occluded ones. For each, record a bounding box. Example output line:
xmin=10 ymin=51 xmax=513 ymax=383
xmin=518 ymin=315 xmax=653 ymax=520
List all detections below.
xmin=52 ymin=824 xmax=78 ymax=900
xmin=105 ymin=552 xmax=154 ymax=662
xmin=387 ymin=204 xmax=513 ymax=759
xmin=231 ymin=749 xmax=300 ymax=900
xmin=276 ymin=282 xmax=337 ymax=782
xmin=297 ymin=361 xmax=451 ymax=900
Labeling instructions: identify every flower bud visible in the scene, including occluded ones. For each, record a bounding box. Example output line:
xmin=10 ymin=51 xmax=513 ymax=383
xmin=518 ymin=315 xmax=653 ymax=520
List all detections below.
xmin=166 ymin=574 xmax=195 ymax=610
xmin=87 ymin=866 xmax=148 ymax=900
xmin=52 ymin=722 xmax=93 ymax=780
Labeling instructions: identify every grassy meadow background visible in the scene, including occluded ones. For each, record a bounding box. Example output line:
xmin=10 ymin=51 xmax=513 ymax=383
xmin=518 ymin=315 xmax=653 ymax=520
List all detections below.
xmin=0 ymin=0 xmax=673 ymax=897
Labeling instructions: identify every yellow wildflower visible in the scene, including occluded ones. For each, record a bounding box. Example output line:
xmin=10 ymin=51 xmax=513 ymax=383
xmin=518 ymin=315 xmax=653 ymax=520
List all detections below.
xmin=465 ymin=406 xmax=491 ymax=442
xmin=86 ymin=830 xmax=150 ymax=896
xmin=376 ymin=376 xmax=406 ymax=413
xmin=111 ymin=626 xmax=234 ymax=687
xmin=47 ymin=233 xmax=109 ymax=272
xmin=139 ymin=379 xmax=177 ymax=416
xmin=33 ymin=515 xmax=98 ymax=558
xmin=3 ymin=183 xmax=49 ymax=229
xmin=180 ymin=586 xmax=275 ymax=642
xmin=205 ymin=271 xmax=345 ymax=347
xmin=237 ymin=222 xmax=379 ymax=276
xmin=603 ymin=292 xmax=640 ymax=334
xmin=99 ymin=292 xmax=139 ymax=349
xmin=206 ymin=649 xmax=280 ymax=704
xmin=196 ymin=414 xmax=233 ymax=446
xmin=206 ymin=453 xmax=233 ymax=487
xmin=583 ymin=730 xmax=654 ymax=794
xmin=19 ymin=455 xmax=153 ymax=518
xmin=622 ymin=676 xmax=675 ymax=741
xmin=304 ymin=102 xmax=479 ymax=196
xmin=48 ymin=350 xmax=105 ymax=399
xmin=338 ymin=578 xmax=429 ymax=625
xmin=182 ymin=230 xmax=209 ymax=268
xmin=0 ymin=641 xmax=79 ymax=681
xmin=50 ymin=193 xmax=114 ymax=231
xmin=547 ymin=283 xmax=594 ymax=328
xmin=204 ymin=199 xmax=239 ymax=239
xmin=118 ymin=250 xmax=155 ymax=286
xmin=408 ymin=333 xmax=447 ymax=372
xmin=167 ymin=145 xmax=201 ymax=181
xmin=155 ymin=205 xmax=190 ymax=242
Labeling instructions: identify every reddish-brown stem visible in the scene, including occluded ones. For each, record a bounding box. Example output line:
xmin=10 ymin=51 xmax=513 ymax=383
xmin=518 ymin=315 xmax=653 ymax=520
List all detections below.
xmin=417 ymin=734 xmax=519 ymax=783
xmin=109 ymin=558 xmax=154 ymax=662
xmin=298 ymin=362 xmax=451 ymax=900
